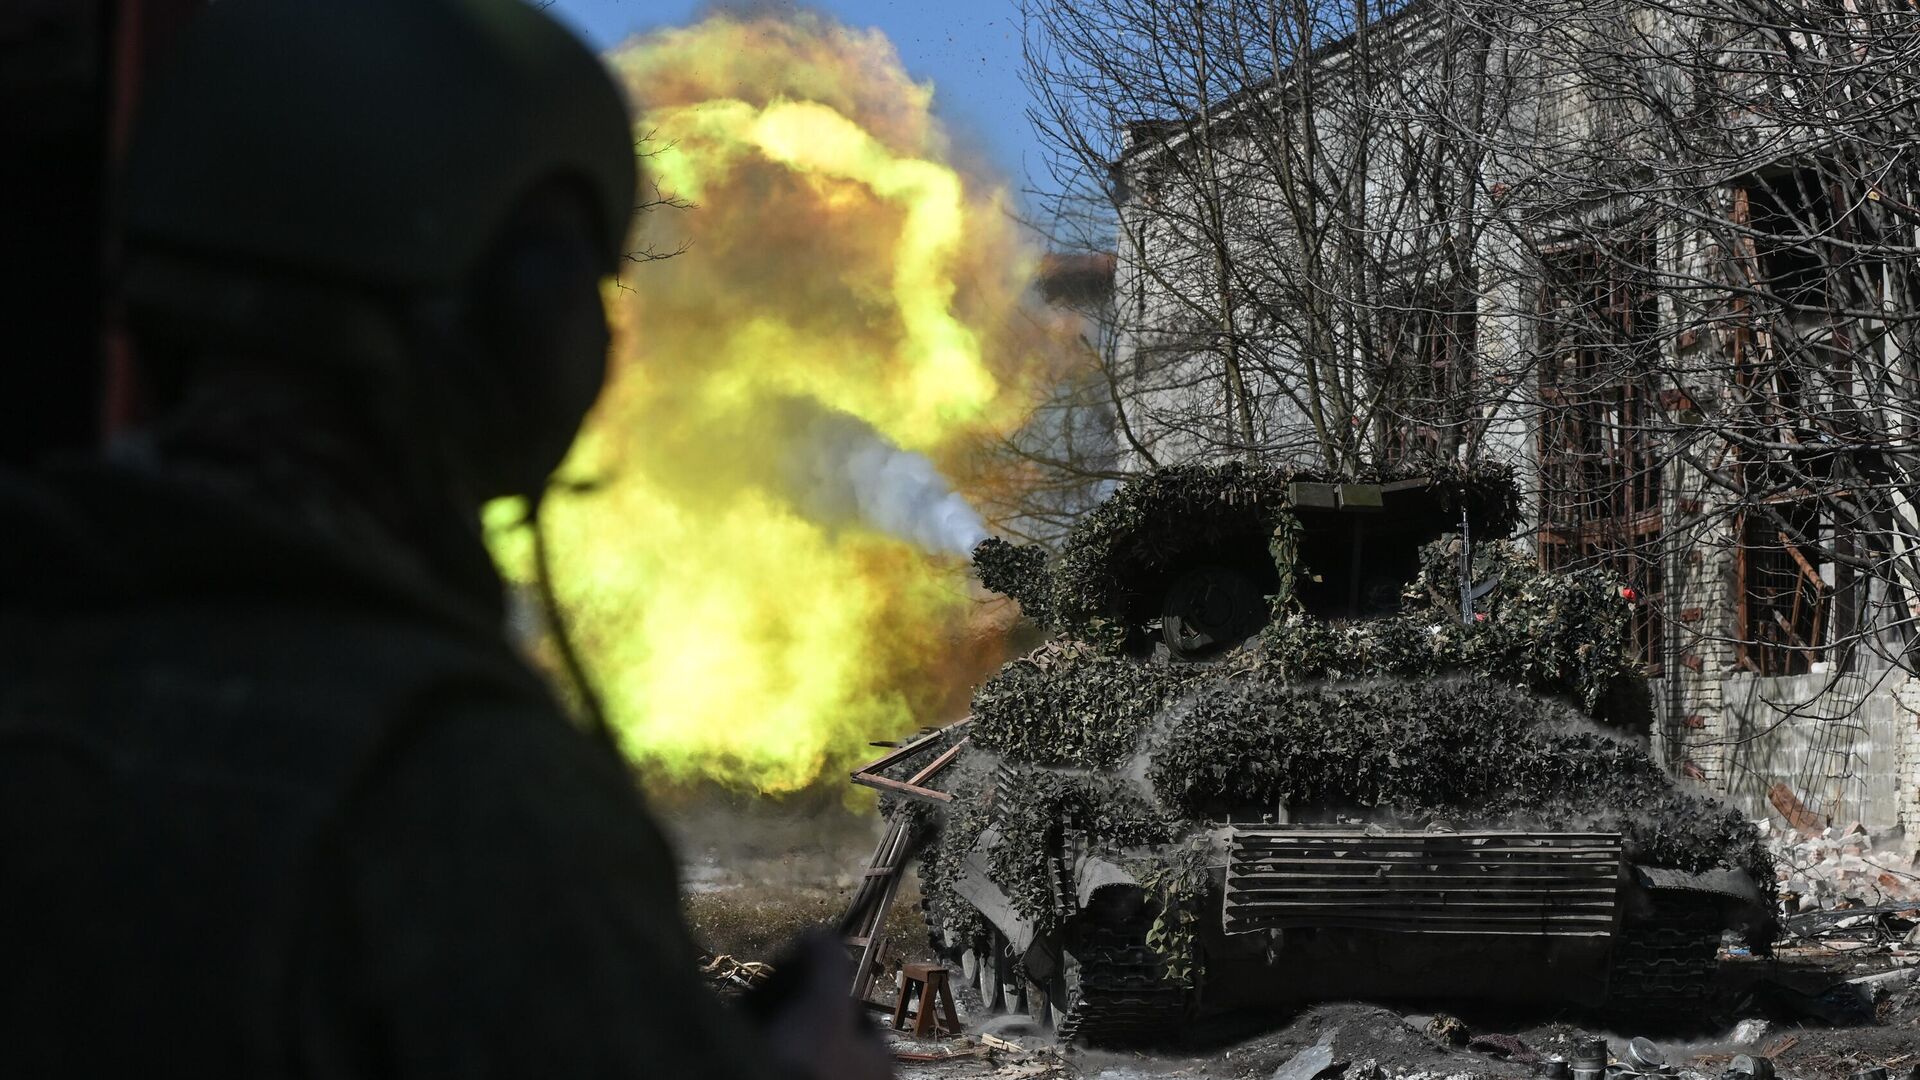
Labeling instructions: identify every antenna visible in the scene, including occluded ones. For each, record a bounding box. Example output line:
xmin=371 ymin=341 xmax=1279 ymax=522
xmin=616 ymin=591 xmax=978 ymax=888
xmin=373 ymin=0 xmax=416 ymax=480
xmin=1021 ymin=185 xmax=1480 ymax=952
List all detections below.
xmin=1459 ymin=506 xmax=1473 ymax=625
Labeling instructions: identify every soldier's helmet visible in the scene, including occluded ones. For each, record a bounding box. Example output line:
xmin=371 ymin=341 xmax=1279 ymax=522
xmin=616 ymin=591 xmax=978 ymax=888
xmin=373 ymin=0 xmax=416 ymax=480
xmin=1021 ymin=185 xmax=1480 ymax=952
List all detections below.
xmin=123 ymin=0 xmax=636 ymax=304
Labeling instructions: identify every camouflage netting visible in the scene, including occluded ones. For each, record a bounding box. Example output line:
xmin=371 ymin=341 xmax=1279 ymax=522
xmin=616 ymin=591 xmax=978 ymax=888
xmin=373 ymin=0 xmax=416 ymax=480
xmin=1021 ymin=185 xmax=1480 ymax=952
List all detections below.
xmin=1149 ymin=678 xmax=1770 ymax=878
xmin=971 ymin=537 xmax=1052 ymax=627
xmin=1254 ymin=538 xmax=1640 ymax=711
xmin=1024 ymin=460 xmax=1523 ymax=648
xmin=971 ymin=535 xmax=1641 ymax=763
xmin=965 ymin=660 xmax=1767 ymax=888
xmin=981 ymin=770 xmax=1178 ymax=928
xmin=968 ymin=642 xmax=1196 ymax=768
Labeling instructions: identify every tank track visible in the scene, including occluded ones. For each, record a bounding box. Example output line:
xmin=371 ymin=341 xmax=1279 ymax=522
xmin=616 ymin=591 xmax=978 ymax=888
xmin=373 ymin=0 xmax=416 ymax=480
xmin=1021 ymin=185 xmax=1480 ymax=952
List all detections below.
xmin=1055 ymin=918 xmax=1191 ymax=1045
xmin=985 ymin=761 xmax=1191 ymax=1045
xmin=1609 ymin=899 xmax=1723 ymax=1022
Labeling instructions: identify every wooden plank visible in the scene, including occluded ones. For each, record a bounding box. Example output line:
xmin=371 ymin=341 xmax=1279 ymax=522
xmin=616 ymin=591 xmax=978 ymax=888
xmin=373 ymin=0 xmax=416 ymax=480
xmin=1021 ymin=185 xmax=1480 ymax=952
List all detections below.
xmin=1778 ymin=531 xmax=1827 ymax=592
xmin=906 ymin=738 xmax=968 ymax=787
xmin=851 ymin=720 xmax=965 ymax=780
xmin=841 ymin=816 xmax=907 ymax=926
xmin=850 ymin=720 xmax=969 ymax=805
xmin=848 ymin=817 xmax=913 ymax=1002
xmin=1771 ymin=609 xmax=1809 ymax=650
xmin=1768 ymin=781 xmax=1826 ymax=836
xmin=850 ymin=772 xmax=955 ymax=804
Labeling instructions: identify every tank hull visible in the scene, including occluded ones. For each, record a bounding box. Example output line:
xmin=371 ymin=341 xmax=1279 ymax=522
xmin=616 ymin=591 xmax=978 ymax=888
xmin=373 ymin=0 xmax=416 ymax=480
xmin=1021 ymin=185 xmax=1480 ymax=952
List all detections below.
xmin=926 ymin=820 xmax=1759 ymax=1042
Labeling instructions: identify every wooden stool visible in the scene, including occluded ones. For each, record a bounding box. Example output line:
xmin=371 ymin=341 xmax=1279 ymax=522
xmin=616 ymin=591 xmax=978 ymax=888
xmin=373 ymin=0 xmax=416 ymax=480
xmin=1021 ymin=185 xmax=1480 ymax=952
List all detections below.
xmin=890 ymin=962 xmax=960 ymax=1038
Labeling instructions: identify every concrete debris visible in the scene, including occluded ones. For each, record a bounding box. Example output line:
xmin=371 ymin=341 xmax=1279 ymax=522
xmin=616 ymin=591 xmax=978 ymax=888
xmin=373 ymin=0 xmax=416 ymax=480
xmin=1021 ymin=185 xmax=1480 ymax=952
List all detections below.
xmin=1767 ymin=783 xmax=1826 ymax=838
xmin=1767 ymin=819 xmax=1920 ymax=981
xmin=991 ymin=1065 xmax=1060 ymax=1079
xmin=1729 ymin=1019 xmax=1771 ymax=1047
xmin=895 ymin=1044 xmax=992 ymax=1064
xmin=1845 ymin=967 xmax=1918 ymax=1001
xmin=1770 ymin=822 xmax=1920 ymax=911
xmin=1271 ymin=1031 xmax=1345 ymax=1080
xmin=1346 ymin=1059 xmax=1385 ymax=1080
xmin=889 ymin=1027 xmax=1074 ymax=1078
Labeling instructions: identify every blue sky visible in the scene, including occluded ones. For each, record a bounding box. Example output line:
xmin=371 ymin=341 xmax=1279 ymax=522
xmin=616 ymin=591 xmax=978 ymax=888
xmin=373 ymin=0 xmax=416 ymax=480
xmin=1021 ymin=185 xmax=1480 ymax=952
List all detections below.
xmin=546 ymin=1 xmax=1044 ymax=186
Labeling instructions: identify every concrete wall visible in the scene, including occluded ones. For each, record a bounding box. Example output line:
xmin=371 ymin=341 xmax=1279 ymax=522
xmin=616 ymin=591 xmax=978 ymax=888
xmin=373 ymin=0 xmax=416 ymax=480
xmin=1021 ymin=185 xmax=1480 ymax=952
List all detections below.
xmin=1667 ymin=667 xmax=1920 ymax=839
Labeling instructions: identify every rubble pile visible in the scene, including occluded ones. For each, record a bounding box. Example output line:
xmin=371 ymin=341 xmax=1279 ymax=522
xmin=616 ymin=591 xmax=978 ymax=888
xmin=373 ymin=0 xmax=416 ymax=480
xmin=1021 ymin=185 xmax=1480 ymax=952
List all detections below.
xmin=1766 ymin=819 xmax=1920 ymax=913
xmin=1758 ymin=818 xmax=1920 ymax=984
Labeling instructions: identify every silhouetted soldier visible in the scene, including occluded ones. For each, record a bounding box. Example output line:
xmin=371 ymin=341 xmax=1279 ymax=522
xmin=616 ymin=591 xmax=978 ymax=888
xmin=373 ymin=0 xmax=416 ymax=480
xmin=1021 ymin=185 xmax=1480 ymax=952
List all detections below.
xmin=0 ymin=1 xmax=889 ymax=1077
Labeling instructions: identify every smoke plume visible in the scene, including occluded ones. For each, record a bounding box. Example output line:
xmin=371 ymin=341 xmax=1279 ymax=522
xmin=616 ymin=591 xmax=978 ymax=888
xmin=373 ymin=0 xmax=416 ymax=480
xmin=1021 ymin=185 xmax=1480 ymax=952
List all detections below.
xmin=785 ymin=403 xmax=990 ymax=557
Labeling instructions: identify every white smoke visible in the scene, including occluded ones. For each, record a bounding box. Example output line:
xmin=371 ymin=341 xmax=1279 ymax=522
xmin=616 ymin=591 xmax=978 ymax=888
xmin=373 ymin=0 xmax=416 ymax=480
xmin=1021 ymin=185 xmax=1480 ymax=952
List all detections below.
xmin=784 ymin=403 xmax=989 ymax=557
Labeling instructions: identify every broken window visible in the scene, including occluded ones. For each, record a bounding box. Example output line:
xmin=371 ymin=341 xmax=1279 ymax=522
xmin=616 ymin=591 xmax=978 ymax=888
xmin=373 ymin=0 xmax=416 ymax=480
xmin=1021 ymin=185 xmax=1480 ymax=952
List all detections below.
xmin=1737 ymin=501 xmax=1833 ymax=675
xmin=1377 ymin=289 xmax=1475 ymax=464
xmin=1535 ymin=237 xmax=1665 ymax=671
xmin=1725 ymin=172 xmax=1876 ymax=676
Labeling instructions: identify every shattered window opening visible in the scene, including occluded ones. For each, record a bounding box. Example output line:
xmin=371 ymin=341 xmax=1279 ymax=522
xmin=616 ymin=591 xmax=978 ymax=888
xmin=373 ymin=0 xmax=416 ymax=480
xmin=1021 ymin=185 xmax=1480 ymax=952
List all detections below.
xmin=1536 ymin=237 xmax=1665 ymax=673
xmin=1378 ymin=287 xmax=1476 ymax=465
xmin=1736 ymin=500 xmax=1833 ymax=676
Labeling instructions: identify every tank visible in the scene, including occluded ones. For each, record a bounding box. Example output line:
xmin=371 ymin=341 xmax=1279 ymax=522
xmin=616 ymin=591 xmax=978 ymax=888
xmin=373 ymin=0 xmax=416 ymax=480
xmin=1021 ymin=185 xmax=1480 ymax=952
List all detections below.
xmin=856 ymin=462 xmax=1775 ymax=1045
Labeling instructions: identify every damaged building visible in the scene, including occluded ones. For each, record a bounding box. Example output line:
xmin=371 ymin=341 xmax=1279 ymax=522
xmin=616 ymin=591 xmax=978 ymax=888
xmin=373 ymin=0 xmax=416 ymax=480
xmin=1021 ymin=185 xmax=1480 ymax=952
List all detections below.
xmin=1063 ymin=0 xmax=1920 ymax=853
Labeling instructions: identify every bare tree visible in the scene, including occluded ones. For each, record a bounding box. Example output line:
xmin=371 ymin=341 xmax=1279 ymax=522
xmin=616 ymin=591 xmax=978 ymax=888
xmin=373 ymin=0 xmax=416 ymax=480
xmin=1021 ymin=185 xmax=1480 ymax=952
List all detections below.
xmin=1469 ymin=0 xmax=1920 ymax=682
xmin=1020 ymin=0 xmax=1538 ymax=473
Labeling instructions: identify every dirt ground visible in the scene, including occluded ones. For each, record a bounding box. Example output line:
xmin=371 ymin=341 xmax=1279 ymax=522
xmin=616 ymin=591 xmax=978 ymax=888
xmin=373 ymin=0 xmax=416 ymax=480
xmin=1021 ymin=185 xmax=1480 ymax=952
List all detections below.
xmin=658 ymin=798 xmax=1920 ymax=1080
xmin=659 ymin=791 xmax=935 ymax=969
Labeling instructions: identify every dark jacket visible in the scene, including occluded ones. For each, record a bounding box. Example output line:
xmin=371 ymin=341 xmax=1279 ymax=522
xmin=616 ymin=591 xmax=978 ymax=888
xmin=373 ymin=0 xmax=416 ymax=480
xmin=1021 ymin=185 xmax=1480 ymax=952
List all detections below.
xmin=0 ymin=461 xmax=765 ymax=1078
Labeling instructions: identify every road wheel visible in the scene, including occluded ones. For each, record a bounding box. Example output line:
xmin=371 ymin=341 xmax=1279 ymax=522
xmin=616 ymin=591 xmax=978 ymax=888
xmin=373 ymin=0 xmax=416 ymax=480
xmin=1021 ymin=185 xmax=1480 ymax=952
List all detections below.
xmin=1025 ymin=971 xmax=1070 ymax=1030
xmin=982 ymin=928 xmax=1013 ymax=1014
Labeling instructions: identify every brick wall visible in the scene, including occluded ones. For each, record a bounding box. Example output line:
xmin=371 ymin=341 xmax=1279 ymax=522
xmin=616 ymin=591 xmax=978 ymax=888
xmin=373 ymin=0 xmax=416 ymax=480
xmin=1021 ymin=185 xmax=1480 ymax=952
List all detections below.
xmin=1897 ymin=681 xmax=1920 ymax=836
xmin=1648 ymin=451 xmax=1916 ymax=840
